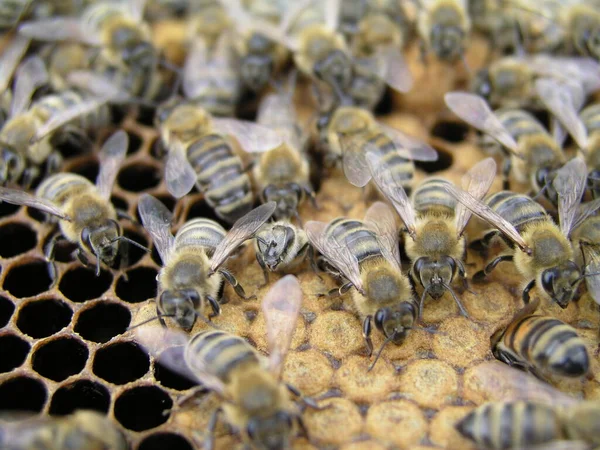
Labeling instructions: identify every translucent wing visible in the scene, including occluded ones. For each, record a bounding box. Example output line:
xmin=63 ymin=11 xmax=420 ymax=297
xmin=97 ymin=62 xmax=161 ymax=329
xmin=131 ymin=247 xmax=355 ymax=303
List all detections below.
xmin=377 ymin=123 xmax=439 ymax=162
xmin=535 ymin=78 xmax=588 ymax=150
xmin=366 ymin=151 xmax=417 ymax=239
xmin=18 ymin=18 xmax=100 ymax=46
xmin=444 ymin=92 xmax=520 ymax=155
xmin=182 ymin=39 xmax=208 ymax=99
xmin=364 ymin=201 xmax=401 ymax=270
xmin=164 ymin=143 xmax=197 ymax=199
xmin=0 ymin=34 xmax=30 ymax=92
xmin=11 ymin=56 xmax=48 ymax=116
xmin=554 ymin=157 xmax=587 ymax=237
xmin=210 ymin=202 xmax=277 ymax=272
xmin=444 ymin=184 xmax=531 ymax=254
xmin=455 ymin=157 xmax=497 ymax=235
xmin=262 ymin=275 xmax=302 ymax=378
xmin=0 ymin=187 xmax=69 ymax=221
xmin=324 ymin=0 xmax=340 ymax=31
xmin=67 ymin=71 xmax=130 ymax=101
xmin=364 ymin=46 xmax=413 ymax=93
xmin=96 ymin=130 xmax=128 ymax=199
xmin=304 ymin=220 xmax=364 ymax=293
xmin=212 ymin=117 xmax=283 ymax=153
xmin=128 ymin=0 xmax=147 ymax=22
xmin=256 ymin=77 xmax=301 ymax=150
xmin=137 ymin=194 xmax=175 ymax=264
xmin=581 ymin=243 xmax=600 ymax=306
xmin=573 ymin=198 xmax=600 ymax=232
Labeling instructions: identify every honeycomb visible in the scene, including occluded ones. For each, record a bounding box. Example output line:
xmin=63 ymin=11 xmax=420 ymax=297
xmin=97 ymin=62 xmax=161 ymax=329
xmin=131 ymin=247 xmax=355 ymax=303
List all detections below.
xmin=0 ymin=21 xmax=599 ymax=450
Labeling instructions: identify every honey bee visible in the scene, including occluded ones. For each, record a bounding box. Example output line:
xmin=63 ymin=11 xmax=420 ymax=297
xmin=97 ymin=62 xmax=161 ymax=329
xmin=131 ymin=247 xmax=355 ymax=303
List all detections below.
xmin=0 ymin=409 xmax=128 ymax=450
xmin=136 ymin=275 xmax=319 ymax=449
xmin=366 ymin=154 xmax=497 ymax=318
xmin=38 ymin=42 xmax=93 ymax=91
xmin=0 ymin=130 xmax=146 ymax=284
xmin=0 ymin=34 xmax=30 ymax=128
xmin=137 ymin=194 xmax=276 ymax=331
xmin=306 ymin=202 xmax=418 ymax=361
xmin=156 ymin=99 xmax=282 ymax=224
xmin=468 ymin=0 xmax=518 ymax=53
xmin=187 ymin=0 xmax=231 ymax=51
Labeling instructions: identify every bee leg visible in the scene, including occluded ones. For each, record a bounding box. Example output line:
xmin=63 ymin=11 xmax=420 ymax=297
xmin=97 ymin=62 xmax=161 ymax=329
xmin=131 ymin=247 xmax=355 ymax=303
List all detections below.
xmin=522 ymin=279 xmax=536 ymax=304
xmin=306 ymin=245 xmax=323 ymax=281
xmin=45 ymin=151 xmax=63 ymax=177
xmin=256 ymin=253 xmax=270 ymax=287
xmin=286 ymin=383 xmax=324 ymax=411
xmin=44 ymin=232 xmax=65 ymax=288
xmin=318 ymin=281 xmax=352 ymax=298
xmin=218 ymin=268 xmax=256 ymax=300
xmin=468 ymin=230 xmax=499 ymax=257
xmin=205 ymin=408 xmax=222 ymax=450
xmin=118 ymin=239 xmax=130 ymax=278
xmin=75 ymin=248 xmax=93 ymax=269
xmin=502 ymin=158 xmax=512 ymax=190
xmin=116 ymin=210 xmax=141 ymax=227
xmin=20 ymin=165 xmax=40 ymax=190
xmin=473 ymin=255 xmax=513 ymax=283
xmin=304 ymin=185 xmax=318 ymax=210
xmin=206 ymin=295 xmax=221 ymax=319
xmin=362 ymin=316 xmax=374 ymax=357
xmin=165 ymin=386 xmax=209 ymax=416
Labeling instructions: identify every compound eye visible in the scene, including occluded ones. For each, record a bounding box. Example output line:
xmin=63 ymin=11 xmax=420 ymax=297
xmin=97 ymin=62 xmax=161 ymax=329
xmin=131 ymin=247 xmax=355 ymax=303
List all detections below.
xmin=374 ymin=309 xmax=387 ymax=328
xmin=80 ymin=227 xmax=92 ymax=250
xmin=444 ymin=256 xmax=457 ymax=273
xmin=541 ymin=269 xmax=556 ymax=294
xmin=535 ymin=167 xmax=550 ymax=189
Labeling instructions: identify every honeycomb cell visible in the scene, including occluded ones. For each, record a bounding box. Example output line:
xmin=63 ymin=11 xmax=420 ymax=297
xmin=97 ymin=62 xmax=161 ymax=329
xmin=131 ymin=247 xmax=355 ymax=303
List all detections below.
xmin=69 ymin=158 xmax=99 ymax=182
xmin=0 ymin=376 xmax=47 ymax=412
xmin=432 ymin=317 xmax=490 ymax=368
xmin=365 ymin=400 xmax=428 ymax=449
xmin=154 ymin=346 xmax=198 ymax=391
xmin=334 ymin=355 xmax=397 ymax=402
xmin=0 ymin=333 xmax=30 ymax=373
xmin=185 ymin=197 xmax=224 ymax=224
xmin=49 ymin=380 xmax=110 ymax=415
xmin=3 ymin=259 xmax=52 ymax=297
xmin=137 ymin=433 xmax=194 ymax=450
xmin=26 ymin=205 xmax=46 ymax=222
xmin=0 ymin=295 xmax=15 ymax=327
xmin=59 ymin=267 xmax=112 ymax=302
xmin=414 ymin=145 xmax=453 ymax=173
xmin=32 ymin=336 xmax=88 ymax=382
xmin=74 ymin=301 xmax=131 ymax=343
xmin=111 ymin=194 xmax=129 ymax=212
xmin=399 ymin=359 xmax=460 ymax=409
xmin=115 ymin=266 xmax=158 ymax=303
xmin=17 ymin=298 xmax=73 ymax=338
xmin=0 ymin=222 xmax=36 ymax=258
xmin=118 ymin=163 xmax=161 ymax=192
xmin=250 ymin=308 xmax=307 ymax=353
xmin=0 ymin=201 xmax=20 ymax=217
xmin=114 ymin=385 xmax=173 ymax=431
xmin=429 ymin=406 xmax=477 ymax=450
xmin=302 ymin=397 xmax=363 ymax=446
xmin=283 ymin=349 xmax=334 ymax=397
xmin=430 ymin=120 xmax=469 ymax=143
xmin=93 ymin=341 xmax=149 ymax=385
xmin=125 ymin=131 xmax=143 ymax=155
xmin=310 ymin=311 xmax=364 ymax=359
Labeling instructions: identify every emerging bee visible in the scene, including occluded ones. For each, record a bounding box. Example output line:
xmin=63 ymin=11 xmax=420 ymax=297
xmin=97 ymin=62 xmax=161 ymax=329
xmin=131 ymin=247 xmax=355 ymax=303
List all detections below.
xmin=136 ymin=275 xmax=319 ymax=450
xmin=137 ymin=194 xmax=276 ymax=331
xmin=0 ymin=409 xmax=128 ymax=450
xmin=306 ymin=202 xmax=418 ymax=361
xmin=366 ymin=154 xmax=496 ymax=318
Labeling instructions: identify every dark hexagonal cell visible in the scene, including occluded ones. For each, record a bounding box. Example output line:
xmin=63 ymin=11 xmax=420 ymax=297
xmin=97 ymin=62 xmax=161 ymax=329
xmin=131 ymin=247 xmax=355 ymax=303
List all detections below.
xmin=126 ymin=131 xmax=143 ymax=155
xmin=154 ymin=346 xmax=198 ymax=391
xmin=49 ymin=380 xmax=110 ymax=416
xmin=74 ymin=301 xmax=130 ymax=343
xmin=138 ymin=433 xmax=194 ymax=450
xmin=3 ymin=260 xmax=52 ymax=298
xmin=111 ymin=195 xmax=129 ymax=212
xmin=414 ymin=146 xmax=453 ymax=173
xmin=0 ymin=201 xmax=20 ymax=218
xmin=32 ymin=337 xmax=88 ymax=382
xmin=431 ymin=121 xmax=469 ymax=143
xmin=0 ymin=334 xmax=30 ymax=373
xmin=0 ymin=222 xmax=37 ymax=258
xmin=93 ymin=341 xmax=149 ymax=385
xmin=114 ymin=385 xmax=172 ymax=431
xmin=59 ymin=267 xmax=112 ymax=302
xmin=69 ymin=159 xmax=99 ymax=183
xmin=120 ymin=228 xmax=149 ymax=268
xmin=117 ymin=164 xmax=160 ymax=192
xmin=0 ymin=376 xmax=47 ymax=412
xmin=115 ymin=266 xmax=157 ymax=303
xmin=0 ymin=295 xmax=15 ymax=328
xmin=17 ymin=298 xmax=73 ymax=338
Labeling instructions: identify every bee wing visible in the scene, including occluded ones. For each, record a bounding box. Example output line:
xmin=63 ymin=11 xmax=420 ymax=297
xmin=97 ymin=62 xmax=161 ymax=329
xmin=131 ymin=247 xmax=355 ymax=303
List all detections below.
xmin=210 ymin=202 xmax=277 ymax=272
xmin=66 ymin=71 xmax=129 ymax=101
xmin=553 ymin=157 xmax=587 ymax=237
xmin=377 ymin=123 xmax=439 ymax=162
xmin=339 ymin=134 xmax=372 ymax=187
xmin=535 ymin=78 xmax=588 ymax=150
xmin=324 ymin=0 xmax=341 ymax=31
xmin=455 ymin=157 xmax=497 ymax=235
xmin=363 ymin=46 xmax=413 ymax=93
xmin=573 ymin=198 xmax=600 ymax=232
xmin=0 ymin=187 xmax=70 ymax=221
xmin=182 ymin=39 xmax=208 ymax=99
xmin=364 ymin=201 xmax=401 ymax=270
xmin=18 ymin=18 xmax=100 ymax=46
xmin=128 ymin=0 xmax=147 ymax=22
xmin=96 ymin=130 xmax=128 ymax=200
xmin=211 ymin=118 xmax=283 ymax=153
xmin=0 ymin=34 xmax=30 ymax=92
xmin=165 ymin=142 xmax=197 ymax=199
xmin=11 ymin=55 xmax=48 ymax=117
xmin=365 ymin=151 xmax=417 ymax=239
xmin=444 ymin=92 xmax=520 ymax=155
xmin=137 ymin=194 xmax=175 ymax=265
xmin=444 ymin=184 xmax=531 ymax=254
xmin=262 ymin=275 xmax=302 ymax=378
xmin=304 ymin=220 xmax=364 ymax=293
xmin=581 ymin=243 xmax=600 ymax=306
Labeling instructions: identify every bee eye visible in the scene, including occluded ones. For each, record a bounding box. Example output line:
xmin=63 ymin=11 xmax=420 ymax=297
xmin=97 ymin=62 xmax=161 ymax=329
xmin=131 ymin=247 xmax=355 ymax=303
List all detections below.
xmin=374 ymin=309 xmax=388 ymax=328
xmin=81 ymin=227 xmax=92 ymax=249
xmin=413 ymin=257 xmax=427 ymax=273
xmin=541 ymin=269 xmax=556 ymax=293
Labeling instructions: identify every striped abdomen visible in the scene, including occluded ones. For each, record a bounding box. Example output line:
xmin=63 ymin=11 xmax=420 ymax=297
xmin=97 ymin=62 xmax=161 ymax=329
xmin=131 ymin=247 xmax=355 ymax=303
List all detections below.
xmin=187 ymin=133 xmax=253 ymax=224
xmin=367 ymin=129 xmax=414 ymax=189
xmin=186 ymin=330 xmax=260 ymax=382
xmin=173 ymin=218 xmax=226 ymax=256
xmin=485 ymin=191 xmax=549 ymax=233
xmin=33 ymin=90 xmax=110 ymax=133
xmin=36 ymin=173 xmax=94 ymax=208
xmin=327 ymin=218 xmax=382 ymax=266
xmin=456 ymin=401 xmax=563 ymax=449
xmin=580 ymin=103 xmax=600 ymax=135
xmin=192 ymin=80 xmax=240 ymax=118
xmin=412 ymin=178 xmax=456 ymax=216
xmin=498 ymin=109 xmax=547 ymax=142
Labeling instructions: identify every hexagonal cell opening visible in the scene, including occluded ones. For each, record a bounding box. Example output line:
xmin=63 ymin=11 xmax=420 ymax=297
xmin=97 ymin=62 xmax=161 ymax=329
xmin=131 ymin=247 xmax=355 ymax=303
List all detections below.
xmin=59 ymin=267 xmax=112 ymax=302
xmin=49 ymin=380 xmax=110 ymax=416
xmin=32 ymin=337 xmax=88 ymax=382
xmin=154 ymin=347 xmax=198 ymax=391
xmin=185 ymin=198 xmax=224 ymax=225
xmin=0 ymin=295 xmax=15 ymax=328
xmin=0 ymin=376 xmax=47 ymax=412
xmin=115 ymin=266 xmax=157 ymax=303
xmin=414 ymin=146 xmax=454 ymax=173
xmin=68 ymin=159 xmax=99 ymax=183
xmin=111 ymin=195 xmax=129 ymax=212
xmin=0 ymin=222 xmax=37 ymax=258
xmin=26 ymin=205 xmax=47 ymax=222
xmin=74 ymin=302 xmax=131 ymax=343
xmin=138 ymin=433 xmax=194 ymax=450
xmin=431 ymin=121 xmax=469 ymax=143
xmin=114 ymin=385 xmax=172 ymax=431
xmin=117 ymin=164 xmax=160 ymax=192
xmin=0 ymin=202 xmax=20 ymax=218
xmin=93 ymin=341 xmax=149 ymax=385
xmin=3 ymin=260 xmax=52 ymax=298
xmin=0 ymin=334 xmax=30 ymax=373
xmin=120 ymin=228 xmax=149 ymax=268
xmin=17 ymin=298 xmax=73 ymax=338
xmin=125 ymin=131 xmax=143 ymax=155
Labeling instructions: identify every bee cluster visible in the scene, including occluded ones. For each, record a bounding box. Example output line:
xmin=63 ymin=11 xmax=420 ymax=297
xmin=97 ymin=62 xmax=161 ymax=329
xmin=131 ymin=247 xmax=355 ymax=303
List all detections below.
xmin=0 ymin=0 xmax=600 ymax=449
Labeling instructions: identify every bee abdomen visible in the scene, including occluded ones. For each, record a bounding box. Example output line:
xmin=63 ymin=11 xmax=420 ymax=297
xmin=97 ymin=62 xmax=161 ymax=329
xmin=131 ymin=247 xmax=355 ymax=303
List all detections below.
xmin=174 ymin=218 xmax=226 ymax=253
xmin=500 ymin=110 xmax=546 ymax=140
xmin=412 ymin=178 xmax=456 ymax=215
xmin=581 ymin=104 xmax=600 ymax=134
xmin=486 ymin=191 xmax=548 ymax=231
xmin=328 ymin=219 xmax=382 ymax=264
xmin=36 ymin=173 xmax=94 ymax=206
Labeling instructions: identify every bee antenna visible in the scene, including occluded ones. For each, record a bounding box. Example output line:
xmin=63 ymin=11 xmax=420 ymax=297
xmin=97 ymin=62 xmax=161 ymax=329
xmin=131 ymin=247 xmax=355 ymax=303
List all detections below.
xmin=418 ymin=285 xmax=432 ymax=322
xmin=256 ymin=236 xmax=269 ymax=246
xmin=111 ymin=236 xmax=151 ymax=252
xmin=367 ymin=334 xmax=394 ymax=372
xmin=127 ymin=314 xmax=176 ymax=331
xmin=442 ymin=282 xmax=469 ymax=317
xmin=193 ymin=310 xmax=219 ymax=329
xmin=575 ymin=271 xmax=600 ymax=285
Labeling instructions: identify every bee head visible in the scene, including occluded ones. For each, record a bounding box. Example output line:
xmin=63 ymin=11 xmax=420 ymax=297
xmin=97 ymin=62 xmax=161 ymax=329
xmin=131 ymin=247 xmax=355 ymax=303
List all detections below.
xmin=256 ymin=225 xmax=293 ymax=271
xmin=241 ymin=34 xmax=275 ymax=91
xmin=430 ymin=24 xmax=464 ymax=61
xmin=313 ymin=49 xmax=353 ymax=95
xmin=374 ymin=303 xmax=415 ymax=346
xmin=413 ymin=256 xmax=457 ymax=300
xmin=541 ymin=261 xmax=582 ymax=308
xmin=158 ymin=289 xmax=201 ymax=331
xmin=0 ymin=144 xmax=24 ymax=184
xmin=81 ymin=220 xmax=121 ymax=268
xmin=247 ymin=411 xmax=293 ymax=450
xmin=110 ymin=25 xmax=155 ymax=68
xmin=262 ymin=184 xmax=302 ymax=220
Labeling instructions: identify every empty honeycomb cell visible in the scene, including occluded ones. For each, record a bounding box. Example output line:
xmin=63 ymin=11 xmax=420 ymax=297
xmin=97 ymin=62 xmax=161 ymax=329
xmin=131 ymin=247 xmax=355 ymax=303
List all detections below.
xmin=283 ymin=349 xmax=334 ymax=397
xmin=461 ymin=283 xmax=515 ymax=324
xmin=137 ymin=432 xmax=194 ymax=450
xmin=32 ymin=336 xmax=88 ymax=382
xmin=414 ymin=146 xmax=453 ymax=173
xmin=0 ymin=376 xmax=47 ymax=412
xmin=310 ymin=311 xmax=364 ymax=360
xmin=74 ymin=301 xmax=131 ymax=343
xmin=115 ymin=266 xmax=158 ymax=303
xmin=25 ymin=205 xmax=47 ymax=222
xmin=121 ymin=229 xmax=149 ymax=267
xmin=185 ymin=198 xmax=225 ymax=224
xmin=0 ymin=333 xmax=30 ymax=373
xmin=302 ymin=397 xmax=363 ymax=446
xmin=334 ymin=355 xmax=398 ymax=402
xmin=0 ymin=201 xmax=20 ymax=217
xmin=59 ymin=267 xmax=112 ymax=302
xmin=399 ymin=359 xmax=460 ymax=409
xmin=69 ymin=158 xmax=99 ymax=183
xmin=365 ymin=400 xmax=428 ymax=448
xmin=154 ymin=347 xmax=198 ymax=391
xmin=432 ymin=317 xmax=490 ymax=368
xmin=49 ymin=380 xmax=110 ymax=416
xmin=114 ymin=385 xmax=173 ymax=431
xmin=17 ymin=298 xmax=73 ymax=338
xmin=0 ymin=222 xmax=36 ymax=258
xmin=430 ymin=120 xmax=469 ymax=143
xmin=111 ymin=195 xmax=129 ymax=212
xmin=93 ymin=341 xmax=149 ymax=385
xmin=125 ymin=131 xmax=143 ymax=155
xmin=3 ymin=259 xmax=52 ymax=297
xmin=429 ymin=406 xmax=477 ymax=450
xmin=150 ymin=245 xmax=163 ymax=266
xmin=118 ymin=163 xmax=161 ymax=192
xmin=0 ymin=295 xmax=15 ymax=327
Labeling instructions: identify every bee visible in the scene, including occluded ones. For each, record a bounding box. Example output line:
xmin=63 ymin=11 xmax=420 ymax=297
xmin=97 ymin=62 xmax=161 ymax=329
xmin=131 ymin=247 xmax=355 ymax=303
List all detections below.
xmin=444 ymin=157 xmax=588 ymax=309
xmin=156 ymin=100 xmax=282 ymax=224
xmin=38 ymin=42 xmax=93 ymax=91
xmin=306 ymin=202 xmax=418 ymax=362
xmin=0 ymin=34 xmax=30 ymax=128
xmin=0 ymin=409 xmax=128 ymax=450
xmin=137 ymin=194 xmax=276 ymax=331
xmin=136 ymin=275 xmax=319 ymax=449
xmin=0 ymin=130 xmax=146 ymax=284
xmin=187 ymin=0 xmax=231 ymax=51
xmin=467 ymin=0 xmax=519 ymax=53
xmin=366 ymin=154 xmax=497 ymax=318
